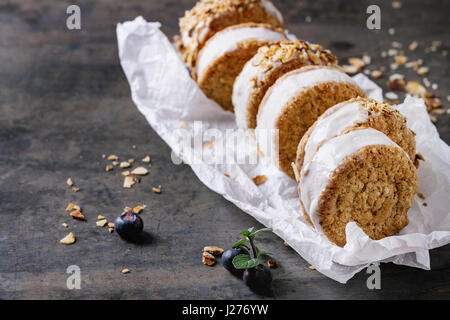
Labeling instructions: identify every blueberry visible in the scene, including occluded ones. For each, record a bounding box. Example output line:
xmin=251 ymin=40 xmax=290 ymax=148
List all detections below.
xmin=243 ymin=265 xmax=272 ymax=292
xmin=114 ymin=211 xmax=143 ymax=240
xmin=222 ymin=247 xmax=248 ymax=276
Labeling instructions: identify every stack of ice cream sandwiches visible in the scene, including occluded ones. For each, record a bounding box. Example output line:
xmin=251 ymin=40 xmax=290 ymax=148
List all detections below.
xmin=176 ymin=0 xmax=419 ymax=246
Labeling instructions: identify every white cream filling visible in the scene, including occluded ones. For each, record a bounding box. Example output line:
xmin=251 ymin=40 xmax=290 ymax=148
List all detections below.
xmin=233 ymin=58 xmax=263 ymax=128
xmin=196 ymin=26 xmax=286 ymax=80
xmin=255 ymin=67 xmax=358 ymax=165
xmin=182 ymin=1 xmax=283 ymax=48
xmin=303 ymin=101 xmax=370 ymax=165
xmin=299 ymin=128 xmax=402 ymax=232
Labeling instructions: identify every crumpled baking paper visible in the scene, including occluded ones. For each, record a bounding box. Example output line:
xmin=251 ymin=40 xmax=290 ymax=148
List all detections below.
xmin=117 ymin=17 xmax=450 ymax=283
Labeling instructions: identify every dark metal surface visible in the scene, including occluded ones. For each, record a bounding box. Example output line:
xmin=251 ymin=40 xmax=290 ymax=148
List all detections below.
xmin=0 ymin=0 xmax=449 ymax=299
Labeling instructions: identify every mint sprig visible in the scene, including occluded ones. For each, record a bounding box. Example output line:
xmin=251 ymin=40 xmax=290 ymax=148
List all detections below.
xmin=232 ymin=227 xmax=272 ymax=270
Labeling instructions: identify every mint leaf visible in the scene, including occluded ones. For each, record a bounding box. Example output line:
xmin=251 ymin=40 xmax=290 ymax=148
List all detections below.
xmin=249 ymin=227 xmax=272 ymax=238
xmin=232 ymin=238 xmax=247 ymax=248
xmin=240 ymin=227 xmax=255 ymax=237
xmin=232 ymin=254 xmax=260 ymax=269
xmin=256 ymin=250 xmax=271 ymax=258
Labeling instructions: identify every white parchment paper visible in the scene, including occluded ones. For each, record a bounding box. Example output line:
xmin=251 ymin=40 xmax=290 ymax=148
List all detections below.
xmin=117 ymin=17 xmax=450 ymax=283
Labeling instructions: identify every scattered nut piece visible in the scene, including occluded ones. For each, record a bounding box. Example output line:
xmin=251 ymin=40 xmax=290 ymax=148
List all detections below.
xmin=133 ymin=205 xmax=145 ymax=214
xmin=267 ymin=259 xmax=278 ymax=268
xmin=142 ymin=155 xmax=151 ymax=163
xmin=308 ymin=265 xmax=316 ymax=270
xmin=107 ymin=155 xmax=118 ymax=161
xmin=387 ymin=78 xmax=406 ymax=91
xmin=131 ymin=167 xmax=149 ymax=176
xmin=108 ymin=222 xmax=115 ymax=228
xmin=406 ymin=81 xmax=427 ymax=97
xmin=109 ymin=228 xmax=114 ymax=233
xmin=394 ymin=55 xmax=408 ymax=65
xmin=409 ymin=41 xmax=418 ymax=51
xmin=128 ymin=158 xmax=135 ymax=164
xmin=152 ymin=186 xmax=162 ymax=193
xmin=66 ymin=203 xmax=76 ymax=211
xmin=66 ymin=178 xmax=73 ymax=187
xmin=123 ymin=176 xmax=136 ymax=189
xmin=385 ymin=92 xmax=399 ymax=100
xmin=96 ymin=220 xmax=108 ymax=227
xmin=112 ymin=161 xmax=120 ymax=166
xmin=202 ymin=251 xmax=216 ymax=266
xmin=370 ymin=70 xmax=383 ymax=79
xmin=431 ymin=108 xmax=445 ymax=115
xmin=105 ymin=165 xmax=113 ymax=172
xmin=342 ymin=64 xmax=358 ymax=74
xmin=202 ymin=246 xmax=224 ymax=256
xmin=122 ymin=269 xmax=130 ymax=274
xmin=120 ymin=161 xmax=131 ymax=168
xmin=60 ymin=232 xmax=76 ymax=245
xmin=70 ymin=210 xmax=85 ymax=220
xmin=283 ymin=242 xmax=290 ymax=247
xmin=417 ymin=66 xmax=429 ymax=76
xmin=252 ymin=175 xmax=267 ymax=185
xmin=97 ymin=215 xmax=105 ymax=220
xmin=72 ymin=187 xmax=80 ymax=192
xmin=62 ymin=223 xmax=68 ymax=228
xmin=348 ymin=57 xmax=365 ymax=70
xmin=121 ymin=170 xmax=130 ymax=176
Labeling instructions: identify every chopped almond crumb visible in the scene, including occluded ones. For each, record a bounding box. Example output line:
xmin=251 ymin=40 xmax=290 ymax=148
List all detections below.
xmin=417 ymin=66 xmax=429 ymax=76
xmin=152 ymin=186 xmax=161 ymax=193
xmin=202 ymin=246 xmax=224 ymax=256
xmin=121 ymin=170 xmax=130 ymax=176
xmin=62 ymin=223 xmax=68 ymax=228
xmin=122 ymin=269 xmax=130 ymax=274
xmin=107 ymin=155 xmax=118 ymax=161
xmin=66 ymin=178 xmax=73 ymax=187
xmin=128 ymin=158 xmax=135 ymax=164
xmin=120 ymin=161 xmax=131 ymax=168
xmin=60 ymin=232 xmax=76 ymax=245
xmin=133 ymin=205 xmax=145 ymax=214
xmin=108 ymin=222 xmax=115 ymax=228
xmin=123 ymin=176 xmax=136 ymax=189
xmin=72 ymin=187 xmax=80 ymax=192
xmin=97 ymin=215 xmax=105 ymax=220
xmin=142 ymin=155 xmax=151 ymax=163
xmin=105 ymin=165 xmax=113 ymax=172
xmin=202 ymin=251 xmax=216 ymax=266
xmin=370 ymin=70 xmax=383 ymax=79
xmin=308 ymin=265 xmax=316 ymax=270
xmin=66 ymin=203 xmax=76 ymax=211
xmin=252 ymin=175 xmax=267 ymax=185
xmin=70 ymin=210 xmax=85 ymax=220
xmin=131 ymin=167 xmax=149 ymax=175
xmin=96 ymin=220 xmax=108 ymax=227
